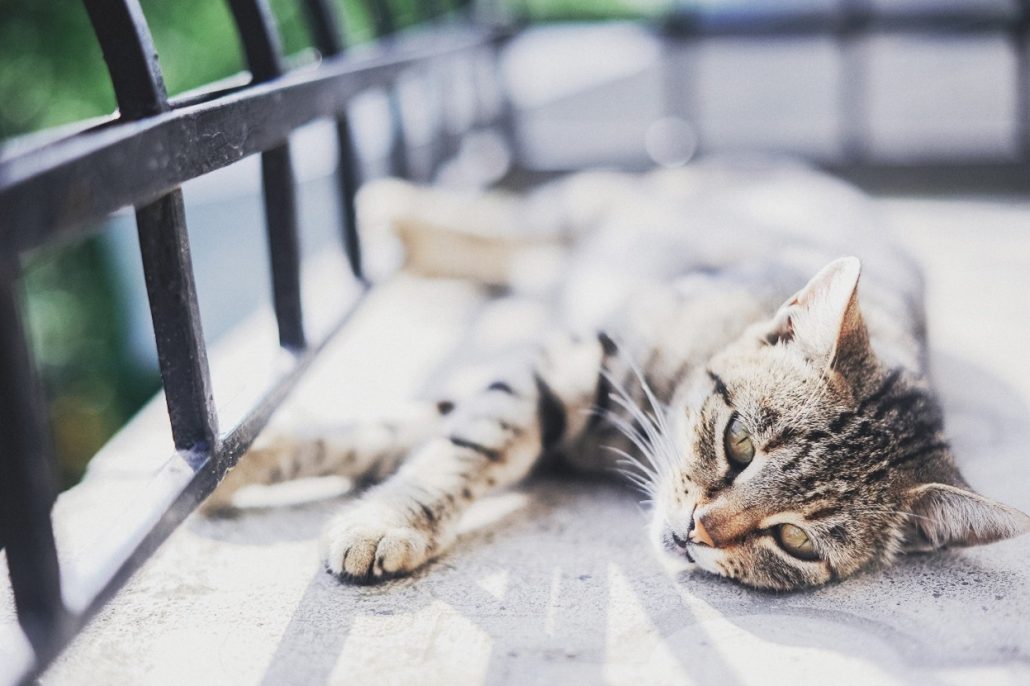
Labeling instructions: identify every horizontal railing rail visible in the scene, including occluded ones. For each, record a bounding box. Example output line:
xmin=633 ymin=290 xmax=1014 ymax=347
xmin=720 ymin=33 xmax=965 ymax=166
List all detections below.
xmin=0 ymin=25 xmax=503 ymax=260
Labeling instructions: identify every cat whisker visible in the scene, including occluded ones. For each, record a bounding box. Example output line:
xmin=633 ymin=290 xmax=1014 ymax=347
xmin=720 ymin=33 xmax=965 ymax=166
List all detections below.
xmin=607 ymin=448 xmax=660 ymax=493
xmin=601 ymin=407 xmax=669 ymax=477
xmin=612 ymin=464 xmax=658 ymax=493
xmin=601 ymin=379 xmax=681 ymax=485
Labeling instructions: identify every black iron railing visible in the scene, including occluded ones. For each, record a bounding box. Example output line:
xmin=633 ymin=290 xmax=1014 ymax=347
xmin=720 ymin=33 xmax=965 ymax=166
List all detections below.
xmin=0 ymin=0 xmax=508 ymax=681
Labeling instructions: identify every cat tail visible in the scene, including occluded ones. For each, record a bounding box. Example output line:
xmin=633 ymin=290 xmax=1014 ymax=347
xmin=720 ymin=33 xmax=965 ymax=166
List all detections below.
xmin=356 ymin=173 xmax=632 ymax=290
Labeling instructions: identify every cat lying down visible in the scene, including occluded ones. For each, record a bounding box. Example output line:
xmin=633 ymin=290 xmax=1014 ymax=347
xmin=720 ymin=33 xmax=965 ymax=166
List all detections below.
xmin=204 ymin=160 xmax=1030 ymax=591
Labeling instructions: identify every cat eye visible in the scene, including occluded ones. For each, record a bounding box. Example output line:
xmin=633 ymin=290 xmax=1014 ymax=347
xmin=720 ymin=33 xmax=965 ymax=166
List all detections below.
xmin=723 ymin=415 xmax=755 ymax=467
xmin=776 ymin=523 xmax=819 ymax=561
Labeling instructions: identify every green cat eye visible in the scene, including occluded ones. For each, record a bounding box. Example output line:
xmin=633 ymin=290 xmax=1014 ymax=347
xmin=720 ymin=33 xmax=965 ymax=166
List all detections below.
xmin=776 ymin=524 xmax=819 ymax=560
xmin=723 ymin=415 xmax=755 ymax=467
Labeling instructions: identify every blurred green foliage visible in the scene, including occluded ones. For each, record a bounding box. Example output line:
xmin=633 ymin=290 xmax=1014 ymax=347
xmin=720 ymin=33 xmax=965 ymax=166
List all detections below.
xmin=21 ymin=237 xmax=159 ymax=488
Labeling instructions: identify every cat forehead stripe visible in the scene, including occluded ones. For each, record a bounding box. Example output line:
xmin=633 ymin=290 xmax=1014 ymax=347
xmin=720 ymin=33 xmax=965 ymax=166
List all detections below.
xmin=706 ymin=370 xmax=732 ymax=405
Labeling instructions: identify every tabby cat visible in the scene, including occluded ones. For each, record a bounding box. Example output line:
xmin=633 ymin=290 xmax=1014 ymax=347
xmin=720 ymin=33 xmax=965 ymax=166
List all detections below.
xmin=205 ymin=160 xmax=1030 ymax=591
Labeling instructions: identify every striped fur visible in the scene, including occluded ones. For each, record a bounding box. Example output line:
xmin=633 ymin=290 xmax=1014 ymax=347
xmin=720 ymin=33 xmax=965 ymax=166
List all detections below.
xmin=207 ymin=162 xmax=1030 ymax=589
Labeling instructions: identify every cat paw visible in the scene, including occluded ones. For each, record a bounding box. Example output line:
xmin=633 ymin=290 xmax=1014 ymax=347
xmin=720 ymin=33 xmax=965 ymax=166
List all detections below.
xmin=320 ymin=503 xmax=433 ymax=583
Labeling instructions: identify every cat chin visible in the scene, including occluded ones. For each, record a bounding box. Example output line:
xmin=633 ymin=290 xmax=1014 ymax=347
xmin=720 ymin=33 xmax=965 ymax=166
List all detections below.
xmin=654 ymin=548 xmax=698 ymax=574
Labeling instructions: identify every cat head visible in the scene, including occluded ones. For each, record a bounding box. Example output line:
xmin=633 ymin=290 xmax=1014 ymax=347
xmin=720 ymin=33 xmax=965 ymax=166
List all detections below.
xmin=650 ymin=257 xmax=1030 ymax=590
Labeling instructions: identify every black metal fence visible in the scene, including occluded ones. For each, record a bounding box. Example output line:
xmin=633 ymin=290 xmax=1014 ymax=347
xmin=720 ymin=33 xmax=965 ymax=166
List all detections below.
xmin=2 ymin=0 xmax=1029 ymax=682
xmin=0 ymin=0 xmax=507 ymax=681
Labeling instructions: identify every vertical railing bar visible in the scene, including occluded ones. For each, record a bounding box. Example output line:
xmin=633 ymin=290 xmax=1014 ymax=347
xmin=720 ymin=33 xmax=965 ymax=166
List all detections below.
xmin=227 ymin=0 xmax=286 ymax=81
xmin=0 ymin=266 xmax=69 ymax=663
xmin=424 ymin=0 xmax=445 ymax=22
xmin=300 ymin=0 xmax=345 ymax=58
xmin=365 ymin=0 xmax=412 ymax=178
xmin=299 ymin=0 xmax=365 ymax=280
xmin=493 ymin=40 xmax=520 ymax=171
xmin=368 ymin=0 xmax=397 ymax=37
xmin=333 ymin=118 xmax=366 ymax=279
xmin=259 ymin=144 xmax=305 ymax=344
xmin=226 ymin=0 xmax=307 ymax=349
xmin=81 ymin=0 xmax=168 ymax=120
xmin=83 ymin=0 xmax=219 ymax=455
xmin=1016 ymin=0 xmax=1030 ymax=160
xmin=421 ymin=0 xmax=461 ymax=181
xmin=413 ymin=0 xmax=443 ymax=178
xmin=135 ymin=195 xmax=220 ymax=453
xmin=839 ymin=0 xmax=870 ymax=164
xmin=482 ymin=2 xmax=520 ymax=172
xmin=385 ymin=88 xmax=412 ymax=180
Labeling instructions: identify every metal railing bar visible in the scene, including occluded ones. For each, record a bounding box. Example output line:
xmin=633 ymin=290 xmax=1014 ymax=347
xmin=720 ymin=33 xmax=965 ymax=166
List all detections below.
xmin=300 ymin=0 xmax=365 ymax=280
xmin=0 ymin=25 xmax=497 ymax=258
xmin=301 ymin=0 xmax=346 ymax=56
xmin=334 ymin=117 xmax=365 ymax=279
xmin=228 ymin=0 xmax=307 ymax=349
xmin=839 ymin=0 xmax=869 ymax=163
xmin=259 ymin=144 xmax=307 ymax=348
xmin=81 ymin=0 xmax=170 ymax=119
xmin=416 ymin=1 xmax=462 ymax=179
xmin=492 ymin=28 xmax=520 ymax=168
xmin=365 ymin=0 xmax=411 ymax=178
xmin=1016 ymin=0 xmax=1030 ymax=158
xmin=384 ymin=82 xmax=412 ymax=178
xmin=83 ymin=0 xmax=219 ymax=455
xmin=368 ymin=0 xmax=397 ymax=37
xmin=423 ymin=0 xmax=445 ymax=22
xmin=136 ymin=195 xmax=220 ymax=453
xmin=0 ymin=269 xmax=68 ymax=663
xmin=227 ymin=0 xmax=287 ymax=82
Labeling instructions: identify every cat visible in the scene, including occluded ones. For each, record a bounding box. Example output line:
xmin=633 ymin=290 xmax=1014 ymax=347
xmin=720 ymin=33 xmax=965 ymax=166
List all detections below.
xmin=204 ymin=158 xmax=1030 ymax=591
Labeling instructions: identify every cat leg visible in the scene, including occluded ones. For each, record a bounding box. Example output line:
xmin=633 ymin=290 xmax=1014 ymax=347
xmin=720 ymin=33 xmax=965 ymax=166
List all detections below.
xmin=321 ymin=332 xmax=609 ymax=583
xmin=200 ymin=401 xmax=455 ymax=514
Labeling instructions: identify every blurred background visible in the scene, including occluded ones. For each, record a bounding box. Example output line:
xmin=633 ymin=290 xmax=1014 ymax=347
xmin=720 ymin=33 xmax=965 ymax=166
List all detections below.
xmin=0 ymin=0 xmax=1025 ymax=488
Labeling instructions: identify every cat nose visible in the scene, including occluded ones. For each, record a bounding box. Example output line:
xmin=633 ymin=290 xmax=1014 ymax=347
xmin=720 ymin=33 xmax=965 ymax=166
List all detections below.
xmin=689 ymin=513 xmax=716 ymax=547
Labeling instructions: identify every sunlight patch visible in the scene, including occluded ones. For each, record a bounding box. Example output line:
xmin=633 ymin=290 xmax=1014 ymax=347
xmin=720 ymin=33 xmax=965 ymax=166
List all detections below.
xmin=476 ymin=570 xmax=509 ymax=601
xmin=457 ymin=492 xmax=530 ymax=535
xmin=330 ymin=600 xmax=490 ymax=685
xmin=605 ymin=563 xmax=695 ymax=686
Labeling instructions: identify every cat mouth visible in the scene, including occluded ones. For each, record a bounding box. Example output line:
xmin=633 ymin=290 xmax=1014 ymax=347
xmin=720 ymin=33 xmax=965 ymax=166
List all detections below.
xmin=663 ymin=529 xmax=695 ymax=563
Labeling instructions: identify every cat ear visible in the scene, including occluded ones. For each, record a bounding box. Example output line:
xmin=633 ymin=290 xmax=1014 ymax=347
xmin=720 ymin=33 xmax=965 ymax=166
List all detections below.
xmin=901 ymin=482 xmax=1030 ymax=552
xmin=765 ymin=257 xmax=870 ymax=373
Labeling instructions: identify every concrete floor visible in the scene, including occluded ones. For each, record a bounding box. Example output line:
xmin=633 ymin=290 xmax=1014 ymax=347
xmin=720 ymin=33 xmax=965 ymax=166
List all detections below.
xmin=9 ymin=191 xmax=1030 ymax=686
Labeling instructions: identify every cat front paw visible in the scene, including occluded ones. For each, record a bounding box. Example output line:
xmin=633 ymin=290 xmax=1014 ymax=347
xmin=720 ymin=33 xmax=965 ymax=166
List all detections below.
xmin=320 ymin=502 xmax=434 ymax=583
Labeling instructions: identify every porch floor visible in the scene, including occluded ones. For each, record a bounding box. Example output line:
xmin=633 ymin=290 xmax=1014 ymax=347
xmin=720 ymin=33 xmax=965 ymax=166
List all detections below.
xmin=39 ymin=193 xmax=1030 ymax=686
